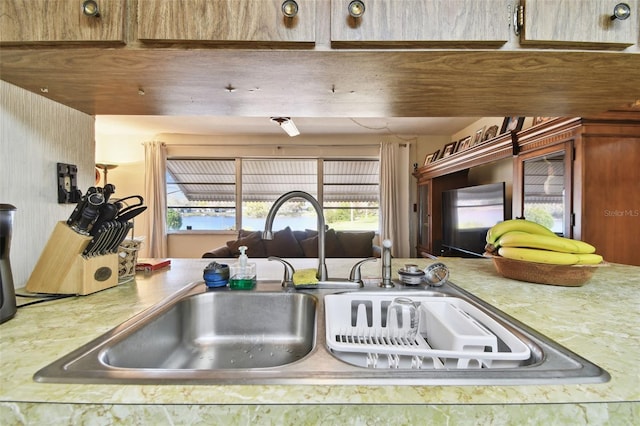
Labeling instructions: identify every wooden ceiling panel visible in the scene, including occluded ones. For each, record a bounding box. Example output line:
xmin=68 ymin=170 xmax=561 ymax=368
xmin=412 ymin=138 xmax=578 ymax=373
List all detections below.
xmin=1 ymin=49 xmax=639 ymax=118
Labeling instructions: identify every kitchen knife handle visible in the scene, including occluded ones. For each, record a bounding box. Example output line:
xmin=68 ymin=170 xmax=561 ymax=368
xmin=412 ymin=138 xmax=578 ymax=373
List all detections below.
xmin=66 ymin=197 xmax=87 ymax=226
xmin=73 ymin=192 xmax=105 ymax=234
xmin=103 ymin=184 xmax=116 ymax=202
xmin=66 ymin=186 xmax=98 ymax=227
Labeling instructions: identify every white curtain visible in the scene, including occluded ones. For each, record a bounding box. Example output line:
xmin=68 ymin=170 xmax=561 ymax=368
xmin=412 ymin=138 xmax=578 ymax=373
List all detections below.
xmin=379 ymin=141 xmax=411 ymax=258
xmin=144 ymin=141 xmax=167 ymax=257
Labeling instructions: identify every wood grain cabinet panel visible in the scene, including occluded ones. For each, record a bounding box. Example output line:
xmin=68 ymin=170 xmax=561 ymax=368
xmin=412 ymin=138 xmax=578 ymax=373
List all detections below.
xmin=137 ymin=0 xmax=315 ymax=44
xmin=521 ymin=0 xmax=638 ymax=49
xmin=0 ymin=0 xmax=125 ymax=45
xmin=331 ymin=0 xmax=510 ymax=47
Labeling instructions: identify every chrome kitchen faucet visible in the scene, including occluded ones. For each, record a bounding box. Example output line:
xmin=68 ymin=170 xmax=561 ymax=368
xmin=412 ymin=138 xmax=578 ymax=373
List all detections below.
xmin=263 ymin=191 xmax=328 ymax=281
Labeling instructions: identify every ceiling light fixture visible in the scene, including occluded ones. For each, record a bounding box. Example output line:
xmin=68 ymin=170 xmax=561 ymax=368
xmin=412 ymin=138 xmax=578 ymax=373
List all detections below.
xmin=270 ymin=117 xmax=300 ymax=137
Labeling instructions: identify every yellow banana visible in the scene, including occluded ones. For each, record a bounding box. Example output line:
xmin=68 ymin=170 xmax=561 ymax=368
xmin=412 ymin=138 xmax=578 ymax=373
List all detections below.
xmin=497 ymin=231 xmax=596 ymax=254
xmin=575 ymin=253 xmax=604 ymax=265
xmin=486 ymin=219 xmax=556 ymax=245
xmin=498 ymin=246 xmax=579 ymax=265
xmin=572 ymin=240 xmax=597 ymax=254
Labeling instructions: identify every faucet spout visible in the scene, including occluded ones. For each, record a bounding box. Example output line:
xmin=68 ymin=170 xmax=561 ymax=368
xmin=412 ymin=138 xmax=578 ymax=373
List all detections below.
xmin=262 ymin=191 xmax=328 ymax=281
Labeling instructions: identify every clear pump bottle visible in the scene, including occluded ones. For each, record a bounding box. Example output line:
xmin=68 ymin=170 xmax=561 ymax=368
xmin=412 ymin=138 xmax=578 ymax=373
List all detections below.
xmin=228 ymin=245 xmax=256 ymax=290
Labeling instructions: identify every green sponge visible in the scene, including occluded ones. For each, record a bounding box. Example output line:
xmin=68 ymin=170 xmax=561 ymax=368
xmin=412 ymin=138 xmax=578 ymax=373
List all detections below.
xmin=293 ymin=268 xmax=319 ymax=286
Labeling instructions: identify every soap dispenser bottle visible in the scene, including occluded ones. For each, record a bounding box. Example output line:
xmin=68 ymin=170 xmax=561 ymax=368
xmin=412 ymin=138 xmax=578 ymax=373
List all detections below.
xmin=229 ymin=245 xmax=256 ymax=290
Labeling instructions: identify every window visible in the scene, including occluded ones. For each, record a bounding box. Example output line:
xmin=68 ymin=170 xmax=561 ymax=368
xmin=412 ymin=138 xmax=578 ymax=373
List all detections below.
xmin=166 ymin=159 xmax=236 ymax=231
xmin=242 ymin=159 xmax=317 ymax=231
xmin=166 ymin=158 xmax=379 ymax=232
xmin=323 ymin=160 xmax=379 ymax=231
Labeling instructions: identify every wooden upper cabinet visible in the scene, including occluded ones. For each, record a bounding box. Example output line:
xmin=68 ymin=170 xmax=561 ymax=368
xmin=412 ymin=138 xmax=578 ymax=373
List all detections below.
xmin=137 ymin=0 xmax=315 ymax=45
xmin=520 ymin=0 xmax=638 ymax=49
xmin=331 ymin=0 xmax=510 ymax=48
xmin=0 ymin=0 xmax=125 ymax=45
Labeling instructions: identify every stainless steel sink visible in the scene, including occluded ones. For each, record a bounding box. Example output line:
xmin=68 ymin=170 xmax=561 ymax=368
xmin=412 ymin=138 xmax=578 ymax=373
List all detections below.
xmin=34 ymin=280 xmax=610 ymax=385
xmin=102 ymin=291 xmax=316 ymax=370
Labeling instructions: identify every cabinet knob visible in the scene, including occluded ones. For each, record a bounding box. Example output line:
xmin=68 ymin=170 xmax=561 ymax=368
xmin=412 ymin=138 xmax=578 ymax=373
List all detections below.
xmin=281 ymin=0 xmax=299 ymax=18
xmin=610 ymin=3 xmax=631 ymax=21
xmin=348 ymin=1 xmax=366 ymax=18
xmin=81 ymin=0 xmax=101 ymax=18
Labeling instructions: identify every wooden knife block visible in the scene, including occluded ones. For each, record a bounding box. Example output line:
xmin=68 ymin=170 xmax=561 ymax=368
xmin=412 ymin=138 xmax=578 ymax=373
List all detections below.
xmin=26 ymin=222 xmax=118 ymax=295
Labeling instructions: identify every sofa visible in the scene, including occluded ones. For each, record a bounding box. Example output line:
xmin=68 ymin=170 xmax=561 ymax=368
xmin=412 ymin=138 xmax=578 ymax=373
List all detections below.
xmin=202 ymin=226 xmax=381 ymax=259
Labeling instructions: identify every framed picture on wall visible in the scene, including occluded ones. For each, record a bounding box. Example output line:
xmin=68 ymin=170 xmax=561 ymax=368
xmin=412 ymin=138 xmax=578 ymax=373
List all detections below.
xmin=482 ymin=125 xmax=499 ymax=141
xmin=533 ymin=117 xmax=557 ymax=125
xmin=441 ymin=141 xmax=457 ymax=158
xmin=472 ymin=126 xmax=486 ymax=146
xmin=424 ymin=150 xmax=440 ymax=165
xmin=500 ymin=116 xmax=525 ymax=134
xmin=456 ymin=136 xmax=472 ymax=152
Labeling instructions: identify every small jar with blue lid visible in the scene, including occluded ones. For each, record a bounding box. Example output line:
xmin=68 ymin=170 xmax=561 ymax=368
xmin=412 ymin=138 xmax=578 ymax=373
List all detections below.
xmin=203 ymin=261 xmax=229 ymax=288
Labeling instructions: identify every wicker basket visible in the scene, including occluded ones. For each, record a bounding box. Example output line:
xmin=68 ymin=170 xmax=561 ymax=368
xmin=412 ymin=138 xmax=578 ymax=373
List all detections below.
xmin=118 ymin=239 xmax=142 ymax=278
xmin=490 ymin=255 xmax=605 ymax=287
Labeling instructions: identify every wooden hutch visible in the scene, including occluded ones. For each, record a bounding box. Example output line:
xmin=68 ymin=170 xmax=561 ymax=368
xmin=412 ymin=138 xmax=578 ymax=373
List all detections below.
xmin=414 ymin=112 xmax=640 ymax=266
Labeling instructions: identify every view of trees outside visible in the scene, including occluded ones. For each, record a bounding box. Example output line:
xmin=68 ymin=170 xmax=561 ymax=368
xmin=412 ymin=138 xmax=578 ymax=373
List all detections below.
xmin=324 ymin=202 xmax=378 ymax=230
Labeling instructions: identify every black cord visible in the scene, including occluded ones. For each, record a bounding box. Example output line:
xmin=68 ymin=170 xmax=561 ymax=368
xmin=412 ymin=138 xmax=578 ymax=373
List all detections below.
xmin=15 ymin=293 xmax=76 ymax=308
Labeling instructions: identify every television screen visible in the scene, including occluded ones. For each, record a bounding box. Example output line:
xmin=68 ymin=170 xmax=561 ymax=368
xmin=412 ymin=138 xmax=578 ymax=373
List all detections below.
xmin=442 ymin=182 xmax=506 ymax=257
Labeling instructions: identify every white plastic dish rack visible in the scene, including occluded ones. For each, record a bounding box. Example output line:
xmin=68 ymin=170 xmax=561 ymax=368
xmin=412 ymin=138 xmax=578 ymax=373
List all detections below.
xmin=324 ymin=294 xmax=531 ymax=370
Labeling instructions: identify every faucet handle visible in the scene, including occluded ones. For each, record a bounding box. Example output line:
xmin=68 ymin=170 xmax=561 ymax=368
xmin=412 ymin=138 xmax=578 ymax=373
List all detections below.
xmin=268 ymin=256 xmax=296 ymax=287
xmin=349 ymin=257 xmax=377 ymax=284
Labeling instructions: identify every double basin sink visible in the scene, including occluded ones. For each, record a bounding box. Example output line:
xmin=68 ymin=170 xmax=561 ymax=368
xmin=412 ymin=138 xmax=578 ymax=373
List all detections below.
xmin=34 ymin=280 xmax=609 ymax=385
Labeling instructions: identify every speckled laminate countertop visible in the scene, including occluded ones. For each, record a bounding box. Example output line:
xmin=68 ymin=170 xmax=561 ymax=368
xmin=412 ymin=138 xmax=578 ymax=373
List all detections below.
xmin=1 ymin=257 xmax=638 ymax=425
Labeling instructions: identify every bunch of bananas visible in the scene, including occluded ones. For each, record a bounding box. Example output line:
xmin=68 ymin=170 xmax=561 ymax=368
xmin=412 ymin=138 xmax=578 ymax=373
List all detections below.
xmin=485 ymin=219 xmax=603 ymax=265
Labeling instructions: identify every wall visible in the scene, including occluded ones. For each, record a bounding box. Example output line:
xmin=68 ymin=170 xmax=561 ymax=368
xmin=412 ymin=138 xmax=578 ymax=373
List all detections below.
xmin=415 ymin=135 xmax=451 ymax=168
xmin=0 ymin=81 xmax=94 ymax=288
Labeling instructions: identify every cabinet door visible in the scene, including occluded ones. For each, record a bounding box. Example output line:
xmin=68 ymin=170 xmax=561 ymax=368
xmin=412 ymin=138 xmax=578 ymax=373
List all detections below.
xmin=514 ymin=142 xmax=573 ymax=238
xmin=138 ymin=0 xmax=315 ymax=44
xmin=579 ymin=137 xmax=640 ymax=266
xmin=331 ymin=0 xmax=509 ymax=47
xmin=0 ymin=0 xmax=125 ymax=45
xmin=521 ymin=0 xmax=638 ymax=49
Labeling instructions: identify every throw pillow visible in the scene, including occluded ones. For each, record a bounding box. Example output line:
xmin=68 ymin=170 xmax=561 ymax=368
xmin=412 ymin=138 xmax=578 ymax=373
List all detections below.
xmin=299 ymin=236 xmax=318 ymax=258
xmin=300 ymin=228 xmax=344 ymax=258
xmin=238 ymin=229 xmax=261 ymax=239
xmin=262 ymin=226 xmax=305 ymax=257
xmin=226 ymin=231 xmax=267 ymax=257
xmin=305 ymin=228 xmax=319 ymax=238
xmin=293 ymin=230 xmax=308 ymax=243
xmin=336 ymin=231 xmax=375 ymax=258
xmin=325 ymin=228 xmax=345 ymax=257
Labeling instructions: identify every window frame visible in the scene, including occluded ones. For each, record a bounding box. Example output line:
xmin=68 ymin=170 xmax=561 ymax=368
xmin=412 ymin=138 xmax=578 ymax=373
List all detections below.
xmin=166 ymin=156 xmax=380 ymax=233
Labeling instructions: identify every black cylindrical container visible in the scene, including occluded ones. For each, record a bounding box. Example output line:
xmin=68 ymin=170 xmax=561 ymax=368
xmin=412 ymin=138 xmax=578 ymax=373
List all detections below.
xmin=0 ymin=204 xmax=17 ymax=324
